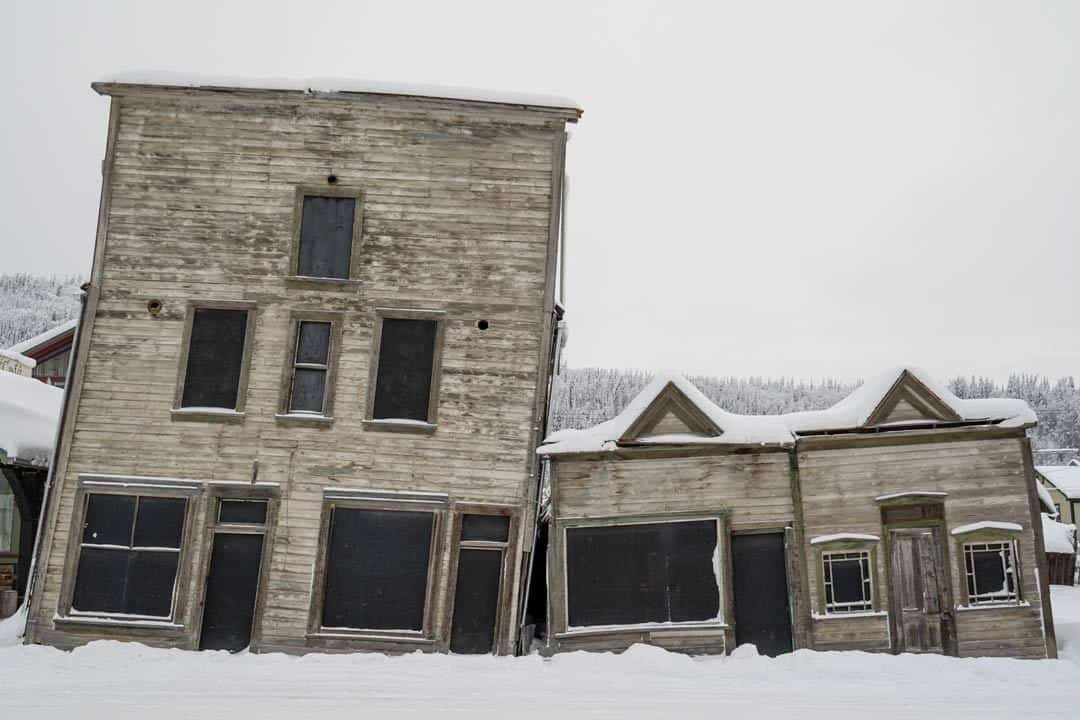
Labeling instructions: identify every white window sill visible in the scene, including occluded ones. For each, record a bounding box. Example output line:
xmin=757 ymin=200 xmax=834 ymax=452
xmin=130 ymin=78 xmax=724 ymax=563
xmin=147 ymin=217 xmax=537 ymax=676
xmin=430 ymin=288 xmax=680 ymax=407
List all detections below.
xmin=170 ymin=407 xmax=245 ymax=423
xmin=556 ymin=621 xmax=727 ymax=639
xmin=275 ymin=412 xmax=334 ymax=425
xmin=362 ymin=419 xmax=437 ymax=435
xmin=55 ymin=613 xmax=184 ymax=631
xmin=307 ymin=630 xmax=433 ymax=644
xmin=812 ymin=610 xmax=888 ymax=620
xmin=956 ymin=601 xmax=1030 ymax=612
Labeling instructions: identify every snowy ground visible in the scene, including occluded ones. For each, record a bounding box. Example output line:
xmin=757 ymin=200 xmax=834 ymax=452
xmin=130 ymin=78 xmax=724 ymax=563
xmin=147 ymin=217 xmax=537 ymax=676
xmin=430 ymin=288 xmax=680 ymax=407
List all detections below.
xmin=2 ymin=587 xmax=1078 ymax=719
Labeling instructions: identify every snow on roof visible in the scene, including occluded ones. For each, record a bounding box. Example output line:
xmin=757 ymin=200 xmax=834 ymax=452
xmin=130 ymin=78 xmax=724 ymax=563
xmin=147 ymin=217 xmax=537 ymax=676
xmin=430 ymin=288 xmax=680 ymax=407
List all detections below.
xmin=537 ymin=373 xmax=793 ymax=455
xmin=1037 ymin=466 xmax=1080 ymax=500
xmin=0 ymin=371 xmax=63 ymax=466
xmin=810 ymin=533 xmax=880 ymax=545
xmin=1036 ymin=480 xmax=1058 ymax=516
xmin=539 ymin=366 xmax=1037 ymax=456
xmin=950 ymin=521 xmax=1023 ymax=535
xmin=1042 ymin=514 xmax=1077 ymax=554
xmin=783 ymin=366 xmax=1036 ymax=433
xmin=0 ymin=348 xmax=35 ymax=369
xmin=95 ymin=72 xmax=582 ymax=114
xmin=8 ymin=318 xmax=78 ymax=355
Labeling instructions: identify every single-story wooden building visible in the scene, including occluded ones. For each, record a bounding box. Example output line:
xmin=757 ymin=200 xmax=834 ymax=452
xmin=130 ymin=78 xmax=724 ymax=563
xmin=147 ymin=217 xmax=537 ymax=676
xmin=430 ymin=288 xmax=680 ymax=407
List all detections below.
xmin=536 ymin=367 xmax=1057 ymax=659
xmin=1035 ymin=465 xmax=1080 ymax=527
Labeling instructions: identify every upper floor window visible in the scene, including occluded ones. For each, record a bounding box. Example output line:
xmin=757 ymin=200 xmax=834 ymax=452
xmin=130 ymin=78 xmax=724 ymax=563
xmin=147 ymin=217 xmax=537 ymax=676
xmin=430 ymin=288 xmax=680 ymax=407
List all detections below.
xmin=366 ymin=310 xmax=446 ymax=431
xmin=291 ymin=187 xmax=363 ymax=281
xmin=175 ymin=304 xmax=255 ymax=416
xmin=288 ymin=320 xmax=332 ymax=414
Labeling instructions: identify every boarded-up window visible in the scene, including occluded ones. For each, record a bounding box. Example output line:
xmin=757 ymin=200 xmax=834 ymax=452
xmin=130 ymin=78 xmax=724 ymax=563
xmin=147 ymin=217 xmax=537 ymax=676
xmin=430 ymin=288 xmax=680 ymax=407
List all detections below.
xmin=822 ymin=551 xmax=873 ymax=613
xmin=297 ymin=196 xmax=356 ymax=279
xmin=321 ymin=507 xmax=435 ymax=631
xmin=565 ymin=520 xmax=720 ymax=627
xmin=372 ymin=319 xmax=437 ymax=422
xmin=72 ymin=494 xmax=186 ymax=618
xmin=288 ymin=321 xmax=332 ymax=414
xmin=964 ymin=541 xmax=1018 ymax=605
xmin=181 ymin=308 xmax=248 ymax=410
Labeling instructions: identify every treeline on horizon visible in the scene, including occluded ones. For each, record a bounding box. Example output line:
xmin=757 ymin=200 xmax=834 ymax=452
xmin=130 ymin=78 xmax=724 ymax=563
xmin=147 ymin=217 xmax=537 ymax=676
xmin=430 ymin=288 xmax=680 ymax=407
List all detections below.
xmin=0 ymin=273 xmax=83 ymax=348
xmin=551 ymin=367 xmax=1079 ymax=456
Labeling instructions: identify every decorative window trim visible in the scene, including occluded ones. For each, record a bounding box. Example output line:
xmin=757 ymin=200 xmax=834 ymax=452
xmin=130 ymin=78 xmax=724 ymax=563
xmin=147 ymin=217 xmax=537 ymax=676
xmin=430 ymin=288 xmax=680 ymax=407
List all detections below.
xmin=364 ymin=307 xmax=447 ymax=432
xmin=556 ymin=511 xmax=730 ymax=635
xmin=306 ymin=489 xmax=447 ymax=644
xmin=287 ymin=185 xmax=365 ymax=284
xmin=276 ymin=311 xmax=344 ymax=424
xmin=951 ymin=523 xmax=1023 ymax=607
xmin=171 ymin=301 xmax=257 ymax=421
xmin=56 ymin=477 xmax=200 ymax=629
xmin=812 ymin=534 xmax=881 ymax=617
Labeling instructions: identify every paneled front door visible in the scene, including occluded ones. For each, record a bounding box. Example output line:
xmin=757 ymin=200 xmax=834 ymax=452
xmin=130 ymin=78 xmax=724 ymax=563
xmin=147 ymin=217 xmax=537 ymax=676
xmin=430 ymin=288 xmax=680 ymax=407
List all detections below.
xmin=887 ymin=528 xmax=951 ymax=653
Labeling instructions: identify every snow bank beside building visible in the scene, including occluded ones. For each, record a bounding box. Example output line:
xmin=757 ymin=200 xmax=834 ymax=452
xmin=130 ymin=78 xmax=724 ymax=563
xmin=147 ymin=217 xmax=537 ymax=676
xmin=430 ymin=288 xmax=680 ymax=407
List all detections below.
xmin=0 ymin=371 xmax=62 ymax=466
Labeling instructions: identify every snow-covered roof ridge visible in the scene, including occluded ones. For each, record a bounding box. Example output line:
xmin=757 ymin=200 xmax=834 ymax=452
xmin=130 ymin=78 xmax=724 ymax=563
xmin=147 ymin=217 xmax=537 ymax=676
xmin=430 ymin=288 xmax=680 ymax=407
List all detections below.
xmin=94 ymin=72 xmax=582 ymax=114
xmin=1036 ymin=465 xmax=1080 ymax=500
xmin=8 ymin=318 xmax=78 ymax=354
xmin=0 ymin=371 xmax=63 ymax=466
xmin=539 ymin=366 xmax=1037 ymax=456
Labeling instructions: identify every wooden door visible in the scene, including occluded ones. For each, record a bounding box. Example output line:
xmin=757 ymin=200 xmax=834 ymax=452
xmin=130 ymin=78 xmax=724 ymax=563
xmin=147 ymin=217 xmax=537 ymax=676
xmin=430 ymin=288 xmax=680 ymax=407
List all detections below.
xmin=449 ymin=548 xmax=502 ymax=654
xmin=199 ymin=533 xmax=264 ymax=652
xmin=888 ymin=528 xmax=950 ymax=654
xmin=732 ymin=533 xmax=793 ymax=657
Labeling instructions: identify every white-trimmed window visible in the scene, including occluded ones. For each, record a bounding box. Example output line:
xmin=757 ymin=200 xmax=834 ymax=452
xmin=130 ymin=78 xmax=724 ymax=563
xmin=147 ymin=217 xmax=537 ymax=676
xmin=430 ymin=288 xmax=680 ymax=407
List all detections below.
xmin=822 ymin=550 xmax=874 ymax=614
xmin=963 ymin=541 xmax=1018 ymax=606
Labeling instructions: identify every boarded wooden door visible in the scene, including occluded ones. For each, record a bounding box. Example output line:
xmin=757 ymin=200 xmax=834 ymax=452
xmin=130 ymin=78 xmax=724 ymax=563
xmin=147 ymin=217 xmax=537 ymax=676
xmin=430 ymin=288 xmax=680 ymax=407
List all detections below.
xmin=199 ymin=533 xmax=264 ymax=652
xmin=888 ymin=528 xmax=949 ymax=653
xmin=732 ymin=533 xmax=793 ymax=656
xmin=449 ymin=549 xmax=502 ymax=654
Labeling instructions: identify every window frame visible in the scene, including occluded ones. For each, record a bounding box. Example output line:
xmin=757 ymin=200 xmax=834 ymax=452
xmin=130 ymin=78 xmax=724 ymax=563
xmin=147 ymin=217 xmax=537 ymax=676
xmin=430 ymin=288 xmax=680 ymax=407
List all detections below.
xmin=306 ymin=490 xmax=448 ymax=646
xmin=812 ymin=537 xmax=882 ymax=617
xmin=276 ymin=311 xmax=344 ymax=425
xmin=288 ymin=185 xmax=365 ymax=285
xmin=363 ymin=307 xmax=447 ymax=434
xmin=171 ymin=300 xmax=257 ymax=422
xmin=557 ymin=512 xmax=730 ymax=634
xmin=950 ymin=526 xmax=1024 ymax=608
xmin=57 ymin=478 xmax=200 ymax=628
xmin=821 ymin=550 xmax=875 ymax=614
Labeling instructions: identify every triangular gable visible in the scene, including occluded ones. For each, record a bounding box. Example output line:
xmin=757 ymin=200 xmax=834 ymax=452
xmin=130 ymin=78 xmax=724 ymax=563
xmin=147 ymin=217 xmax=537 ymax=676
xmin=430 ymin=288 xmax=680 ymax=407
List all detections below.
xmin=864 ymin=370 xmax=961 ymax=427
xmin=619 ymin=381 xmax=723 ymax=443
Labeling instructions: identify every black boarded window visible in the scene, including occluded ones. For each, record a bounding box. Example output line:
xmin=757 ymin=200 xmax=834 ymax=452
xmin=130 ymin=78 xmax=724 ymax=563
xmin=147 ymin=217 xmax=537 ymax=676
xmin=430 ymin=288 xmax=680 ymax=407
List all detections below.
xmin=964 ymin=541 xmax=1018 ymax=605
xmin=822 ymin=551 xmax=873 ymax=613
xmin=565 ymin=520 xmax=720 ymax=628
xmin=297 ymin=196 xmax=355 ymax=279
xmin=288 ymin=321 xmax=332 ymax=414
xmin=181 ymin=308 xmax=248 ymax=410
xmin=372 ymin=319 xmax=437 ymax=422
xmin=73 ymin=494 xmax=187 ymax=618
xmin=321 ymin=507 xmax=435 ymax=631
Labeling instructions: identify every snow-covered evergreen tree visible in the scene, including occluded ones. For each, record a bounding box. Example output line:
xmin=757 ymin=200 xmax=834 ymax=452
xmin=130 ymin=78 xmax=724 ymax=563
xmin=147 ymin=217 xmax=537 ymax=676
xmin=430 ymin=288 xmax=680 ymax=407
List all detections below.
xmin=0 ymin=274 xmax=83 ymax=348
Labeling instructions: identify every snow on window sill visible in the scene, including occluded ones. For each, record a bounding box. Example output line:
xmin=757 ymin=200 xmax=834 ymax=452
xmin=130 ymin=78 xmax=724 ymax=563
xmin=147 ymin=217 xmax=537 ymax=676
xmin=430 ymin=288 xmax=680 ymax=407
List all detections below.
xmin=956 ymin=601 xmax=1030 ymax=612
xmin=307 ymin=629 xmax=433 ymax=644
xmin=275 ymin=412 xmax=334 ymax=425
xmin=55 ymin=612 xmax=184 ymax=631
xmin=812 ymin=610 xmax=888 ymax=621
xmin=170 ymin=407 xmax=245 ymax=423
xmin=284 ymin=276 xmax=361 ymax=291
xmin=557 ymin=621 xmax=728 ymax=638
xmin=362 ymin=418 xmax=437 ymax=435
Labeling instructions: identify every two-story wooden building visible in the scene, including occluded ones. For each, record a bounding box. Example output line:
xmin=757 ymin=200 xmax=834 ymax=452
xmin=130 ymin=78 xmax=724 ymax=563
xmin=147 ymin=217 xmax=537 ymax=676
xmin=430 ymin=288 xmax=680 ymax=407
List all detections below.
xmin=537 ymin=368 xmax=1057 ymax=659
xmin=25 ymin=78 xmax=579 ymax=655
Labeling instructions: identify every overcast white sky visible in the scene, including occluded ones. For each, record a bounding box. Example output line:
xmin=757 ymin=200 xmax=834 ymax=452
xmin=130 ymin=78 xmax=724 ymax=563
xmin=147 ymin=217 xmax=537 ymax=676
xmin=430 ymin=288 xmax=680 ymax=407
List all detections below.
xmin=5 ymin=1 xmax=1078 ymax=382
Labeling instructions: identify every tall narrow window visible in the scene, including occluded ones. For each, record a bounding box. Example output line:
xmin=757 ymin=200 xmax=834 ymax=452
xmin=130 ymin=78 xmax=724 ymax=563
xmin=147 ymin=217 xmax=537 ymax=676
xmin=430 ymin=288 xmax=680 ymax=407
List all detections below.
xmin=180 ymin=308 xmax=250 ymax=410
xmin=372 ymin=317 xmax=440 ymax=423
xmin=822 ymin=551 xmax=873 ymax=614
xmin=72 ymin=494 xmax=187 ymax=618
xmin=297 ymin=195 xmax=357 ymax=279
xmin=288 ymin=321 xmax=332 ymax=414
xmin=964 ymin=541 xmax=1018 ymax=605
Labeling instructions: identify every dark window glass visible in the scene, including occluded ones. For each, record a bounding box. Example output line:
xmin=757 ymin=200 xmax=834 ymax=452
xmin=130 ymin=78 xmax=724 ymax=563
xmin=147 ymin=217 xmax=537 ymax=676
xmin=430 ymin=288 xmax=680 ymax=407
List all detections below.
xmin=181 ymin=308 xmax=248 ymax=410
xmin=565 ymin=520 xmax=719 ymax=627
xmin=82 ymin=494 xmax=135 ymax=545
xmin=288 ymin=321 xmax=331 ymax=414
xmin=965 ymin=542 xmax=1017 ymax=604
xmin=132 ymin=497 xmax=186 ymax=548
xmin=461 ymin=514 xmax=510 ymax=543
xmin=822 ymin=552 xmax=873 ymax=612
xmin=219 ymin=500 xmax=268 ymax=525
xmin=297 ymin=196 xmax=355 ymax=279
xmin=72 ymin=494 xmax=186 ymax=618
xmin=321 ymin=507 xmax=434 ymax=631
xmin=372 ymin=318 xmax=437 ymax=422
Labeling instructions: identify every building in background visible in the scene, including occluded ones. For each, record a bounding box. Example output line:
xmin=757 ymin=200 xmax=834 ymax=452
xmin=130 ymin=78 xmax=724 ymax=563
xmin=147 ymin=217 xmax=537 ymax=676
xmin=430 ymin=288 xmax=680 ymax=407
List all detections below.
xmin=7 ymin=319 xmax=77 ymax=388
xmin=1036 ymin=465 xmax=1080 ymax=526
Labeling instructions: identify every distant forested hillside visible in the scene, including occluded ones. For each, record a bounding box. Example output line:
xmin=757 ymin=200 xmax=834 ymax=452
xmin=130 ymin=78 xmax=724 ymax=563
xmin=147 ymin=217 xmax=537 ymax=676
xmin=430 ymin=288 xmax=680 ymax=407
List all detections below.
xmin=552 ymin=367 xmax=1080 ymax=456
xmin=0 ymin=274 xmax=83 ymax=347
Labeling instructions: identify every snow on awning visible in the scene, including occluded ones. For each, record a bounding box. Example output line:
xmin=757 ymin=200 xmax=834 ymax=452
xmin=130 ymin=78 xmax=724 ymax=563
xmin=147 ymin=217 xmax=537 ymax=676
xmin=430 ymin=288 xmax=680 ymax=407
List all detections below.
xmin=0 ymin=371 xmax=63 ymax=467
xmin=950 ymin=521 xmax=1023 ymax=536
xmin=809 ymin=533 xmax=880 ymax=545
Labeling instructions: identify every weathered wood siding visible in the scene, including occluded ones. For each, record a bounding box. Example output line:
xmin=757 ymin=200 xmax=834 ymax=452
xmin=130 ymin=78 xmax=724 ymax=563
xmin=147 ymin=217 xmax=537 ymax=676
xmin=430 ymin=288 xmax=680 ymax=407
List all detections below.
xmin=547 ymin=449 xmax=794 ymax=654
xmin=27 ymin=86 xmax=574 ymax=654
xmin=798 ymin=435 xmax=1050 ymax=658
